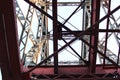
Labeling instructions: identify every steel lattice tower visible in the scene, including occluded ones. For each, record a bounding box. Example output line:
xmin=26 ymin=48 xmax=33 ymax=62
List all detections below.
xmin=1 ymin=0 xmax=120 ymax=80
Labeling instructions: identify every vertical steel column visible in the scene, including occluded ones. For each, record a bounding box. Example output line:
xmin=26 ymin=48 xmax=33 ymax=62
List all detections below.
xmin=89 ymin=0 xmax=100 ymax=73
xmin=52 ymin=0 xmax=58 ymax=74
xmin=0 ymin=10 xmax=12 ymax=80
xmin=103 ymin=0 xmax=111 ymax=66
xmin=0 ymin=0 xmax=22 ymax=80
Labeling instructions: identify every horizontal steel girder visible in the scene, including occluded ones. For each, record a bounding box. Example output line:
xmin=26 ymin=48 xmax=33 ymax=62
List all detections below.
xmin=28 ymin=65 xmax=120 ymax=74
xmin=29 ymin=66 xmax=120 ymax=80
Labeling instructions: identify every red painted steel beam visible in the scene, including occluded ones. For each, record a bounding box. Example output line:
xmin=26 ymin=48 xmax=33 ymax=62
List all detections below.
xmin=61 ymin=29 xmax=120 ymax=36
xmin=31 ymin=72 xmax=120 ymax=80
xmin=103 ymin=0 xmax=111 ymax=67
xmin=89 ymin=0 xmax=100 ymax=73
xmin=99 ymin=29 xmax=120 ymax=32
xmin=0 ymin=0 xmax=22 ymax=80
xmin=60 ymin=29 xmax=120 ymax=36
xmin=0 ymin=9 xmax=13 ymax=80
xmin=29 ymin=65 xmax=119 ymax=74
xmin=52 ymin=0 xmax=58 ymax=74
xmin=29 ymin=65 xmax=120 ymax=79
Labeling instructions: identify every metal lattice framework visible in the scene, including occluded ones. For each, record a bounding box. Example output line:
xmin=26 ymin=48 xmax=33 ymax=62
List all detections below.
xmin=17 ymin=0 xmax=120 ymax=66
xmin=1 ymin=0 xmax=120 ymax=80
xmin=15 ymin=0 xmax=49 ymax=66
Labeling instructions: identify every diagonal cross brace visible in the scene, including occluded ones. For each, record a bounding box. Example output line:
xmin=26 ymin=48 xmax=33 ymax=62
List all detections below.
xmin=24 ymin=0 xmax=85 ymax=37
